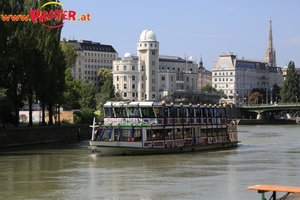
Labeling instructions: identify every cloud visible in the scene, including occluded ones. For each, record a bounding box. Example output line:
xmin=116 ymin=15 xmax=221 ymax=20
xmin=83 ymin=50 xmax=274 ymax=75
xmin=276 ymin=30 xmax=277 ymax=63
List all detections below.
xmin=285 ymin=38 xmax=300 ymax=44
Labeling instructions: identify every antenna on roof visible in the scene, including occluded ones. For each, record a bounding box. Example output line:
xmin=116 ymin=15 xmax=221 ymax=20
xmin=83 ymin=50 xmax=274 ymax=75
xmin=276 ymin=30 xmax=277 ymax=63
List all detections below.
xmin=73 ymin=35 xmax=75 ymax=40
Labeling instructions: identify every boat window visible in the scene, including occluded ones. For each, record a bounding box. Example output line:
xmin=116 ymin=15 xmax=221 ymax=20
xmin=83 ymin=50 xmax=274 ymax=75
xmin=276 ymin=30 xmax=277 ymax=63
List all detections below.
xmin=118 ymin=129 xmax=130 ymax=141
xmin=114 ymin=107 xmax=128 ymax=118
xmin=133 ymin=129 xmax=142 ymax=141
xmin=170 ymin=107 xmax=177 ymax=118
xmin=154 ymin=107 xmax=163 ymax=118
xmin=101 ymin=128 xmax=111 ymax=141
xmin=104 ymin=107 xmax=111 ymax=117
xmin=127 ymin=107 xmax=141 ymax=118
xmin=140 ymin=107 xmax=156 ymax=118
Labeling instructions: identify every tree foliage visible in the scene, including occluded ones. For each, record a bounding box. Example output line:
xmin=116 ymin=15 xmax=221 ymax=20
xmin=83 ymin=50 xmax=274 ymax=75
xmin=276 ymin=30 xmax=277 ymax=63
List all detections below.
xmin=280 ymin=61 xmax=299 ymax=103
xmin=202 ymin=84 xmax=227 ymax=98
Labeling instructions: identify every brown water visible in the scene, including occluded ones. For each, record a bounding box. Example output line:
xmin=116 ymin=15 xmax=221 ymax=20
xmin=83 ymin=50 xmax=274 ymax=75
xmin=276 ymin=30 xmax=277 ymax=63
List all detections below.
xmin=1 ymin=125 xmax=300 ymax=200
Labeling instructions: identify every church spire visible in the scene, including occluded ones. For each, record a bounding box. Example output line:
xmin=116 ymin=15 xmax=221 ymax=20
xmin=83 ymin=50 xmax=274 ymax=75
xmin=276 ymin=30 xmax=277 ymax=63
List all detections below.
xmin=265 ymin=19 xmax=277 ymax=67
xmin=268 ymin=19 xmax=273 ymax=50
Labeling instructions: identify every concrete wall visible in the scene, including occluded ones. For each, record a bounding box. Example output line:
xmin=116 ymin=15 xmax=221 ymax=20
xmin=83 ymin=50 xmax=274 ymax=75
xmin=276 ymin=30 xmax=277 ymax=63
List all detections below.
xmin=0 ymin=125 xmax=91 ymax=150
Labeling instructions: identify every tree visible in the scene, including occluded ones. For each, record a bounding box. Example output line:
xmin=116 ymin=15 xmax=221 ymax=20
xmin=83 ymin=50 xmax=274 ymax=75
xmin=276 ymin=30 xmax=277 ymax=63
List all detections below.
xmin=96 ymin=69 xmax=118 ymax=105
xmin=34 ymin=0 xmax=66 ymax=125
xmin=97 ymin=79 xmax=116 ymax=105
xmin=280 ymin=61 xmax=299 ymax=103
xmin=249 ymin=92 xmax=263 ymax=104
xmin=202 ymin=84 xmax=227 ymax=98
xmin=61 ymin=38 xmax=77 ymax=69
xmin=63 ymin=69 xmax=81 ymax=109
xmin=79 ymin=80 xmax=96 ymax=110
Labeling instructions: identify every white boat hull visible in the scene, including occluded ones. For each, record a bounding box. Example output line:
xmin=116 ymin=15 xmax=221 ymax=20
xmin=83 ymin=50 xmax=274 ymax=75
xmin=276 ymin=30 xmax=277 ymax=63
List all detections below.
xmin=89 ymin=140 xmax=239 ymax=156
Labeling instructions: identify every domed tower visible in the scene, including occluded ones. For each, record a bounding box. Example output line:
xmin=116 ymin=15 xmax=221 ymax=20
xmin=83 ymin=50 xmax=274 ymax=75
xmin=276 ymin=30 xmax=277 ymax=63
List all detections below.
xmin=137 ymin=29 xmax=159 ymax=100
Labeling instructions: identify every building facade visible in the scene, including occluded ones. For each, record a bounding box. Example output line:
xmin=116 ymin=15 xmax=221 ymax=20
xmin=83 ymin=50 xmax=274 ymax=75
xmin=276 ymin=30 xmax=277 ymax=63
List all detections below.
xmin=212 ymin=21 xmax=283 ymax=105
xmin=67 ymin=39 xmax=118 ymax=93
xmin=112 ymin=30 xmax=201 ymax=102
xmin=197 ymin=57 xmax=212 ymax=90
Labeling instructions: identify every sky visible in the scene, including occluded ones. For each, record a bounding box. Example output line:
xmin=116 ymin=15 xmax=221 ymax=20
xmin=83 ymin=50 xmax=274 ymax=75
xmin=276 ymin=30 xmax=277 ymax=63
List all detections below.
xmin=60 ymin=0 xmax=300 ymax=70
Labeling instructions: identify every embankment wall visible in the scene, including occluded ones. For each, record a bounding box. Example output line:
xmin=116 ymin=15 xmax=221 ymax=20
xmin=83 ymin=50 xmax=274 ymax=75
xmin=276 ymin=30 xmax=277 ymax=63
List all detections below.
xmin=0 ymin=125 xmax=90 ymax=150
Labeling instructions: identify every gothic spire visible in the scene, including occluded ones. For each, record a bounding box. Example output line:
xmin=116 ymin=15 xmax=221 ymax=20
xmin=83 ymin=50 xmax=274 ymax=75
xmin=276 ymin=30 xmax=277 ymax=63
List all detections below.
xmin=265 ymin=19 xmax=277 ymax=67
xmin=268 ymin=19 xmax=273 ymax=50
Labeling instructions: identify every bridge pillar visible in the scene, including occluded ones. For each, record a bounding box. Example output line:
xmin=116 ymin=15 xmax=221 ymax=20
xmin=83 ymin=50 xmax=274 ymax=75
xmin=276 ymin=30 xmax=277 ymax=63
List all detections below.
xmin=256 ymin=113 xmax=262 ymax=119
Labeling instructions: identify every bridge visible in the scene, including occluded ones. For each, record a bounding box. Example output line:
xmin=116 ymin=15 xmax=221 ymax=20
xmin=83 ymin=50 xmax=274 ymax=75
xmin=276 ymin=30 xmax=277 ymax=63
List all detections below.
xmin=236 ymin=103 xmax=300 ymax=120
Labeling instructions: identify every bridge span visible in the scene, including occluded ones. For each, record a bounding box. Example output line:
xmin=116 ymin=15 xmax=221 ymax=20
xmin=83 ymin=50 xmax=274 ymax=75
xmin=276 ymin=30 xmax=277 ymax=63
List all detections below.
xmin=236 ymin=103 xmax=300 ymax=120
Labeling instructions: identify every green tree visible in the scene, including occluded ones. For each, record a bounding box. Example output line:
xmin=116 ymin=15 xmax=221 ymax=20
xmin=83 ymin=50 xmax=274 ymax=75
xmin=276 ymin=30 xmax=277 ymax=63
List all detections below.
xmin=63 ymin=69 xmax=81 ymax=109
xmin=97 ymin=79 xmax=116 ymax=104
xmin=61 ymin=38 xmax=77 ymax=69
xmin=79 ymin=80 xmax=96 ymax=110
xmin=34 ymin=0 xmax=66 ymax=125
xmin=280 ymin=61 xmax=299 ymax=103
xmin=202 ymin=84 xmax=227 ymax=98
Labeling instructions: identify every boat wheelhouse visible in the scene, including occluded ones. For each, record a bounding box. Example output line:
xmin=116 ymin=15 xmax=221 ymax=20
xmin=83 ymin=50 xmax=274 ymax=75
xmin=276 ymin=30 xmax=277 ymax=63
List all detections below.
xmin=89 ymin=101 xmax=238 ymax=156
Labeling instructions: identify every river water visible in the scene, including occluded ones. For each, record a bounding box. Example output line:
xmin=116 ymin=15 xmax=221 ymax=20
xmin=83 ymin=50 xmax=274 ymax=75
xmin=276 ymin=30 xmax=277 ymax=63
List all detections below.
xmin=1 ymin=125 xmax=300 ymax=200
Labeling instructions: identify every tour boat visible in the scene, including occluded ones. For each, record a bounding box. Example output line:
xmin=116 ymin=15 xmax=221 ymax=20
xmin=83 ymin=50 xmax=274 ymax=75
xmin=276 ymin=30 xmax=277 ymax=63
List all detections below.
xmin=89 ymin=101 xmax=239 ymax=156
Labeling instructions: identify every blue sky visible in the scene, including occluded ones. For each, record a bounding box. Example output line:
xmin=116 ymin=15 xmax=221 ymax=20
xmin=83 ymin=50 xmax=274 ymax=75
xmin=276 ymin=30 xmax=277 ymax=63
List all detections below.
xmin=60 ymin=0 xmax=300 ymax=70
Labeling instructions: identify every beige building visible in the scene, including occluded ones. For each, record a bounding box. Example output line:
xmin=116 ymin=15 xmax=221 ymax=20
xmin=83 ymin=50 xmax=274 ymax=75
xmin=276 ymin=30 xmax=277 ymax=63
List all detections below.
xmin=197 ymin=57 xmax=212 ymax=90
xmin=212 ymin=20 xmax=283 ymax=104
xmin=67 ymin=40 xmax=118 ymax=93
xmin=112 ymin=30 xmax=199 ymax=101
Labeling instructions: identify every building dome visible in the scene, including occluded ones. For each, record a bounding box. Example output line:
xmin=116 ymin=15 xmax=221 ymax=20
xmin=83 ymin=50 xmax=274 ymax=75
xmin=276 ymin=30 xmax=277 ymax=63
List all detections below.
xmin=124 ymin=52 xmax=132 ymax=58
xmin=139 ymin=29 xmax=156 ymax=41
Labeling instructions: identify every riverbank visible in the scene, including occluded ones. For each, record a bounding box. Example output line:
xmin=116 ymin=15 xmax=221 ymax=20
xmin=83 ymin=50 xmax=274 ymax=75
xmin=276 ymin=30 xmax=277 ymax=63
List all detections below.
xmin=237 ymin=119 xmax=296 ymax=125
xmin=0 ymin=124 xmax=90 ymax=151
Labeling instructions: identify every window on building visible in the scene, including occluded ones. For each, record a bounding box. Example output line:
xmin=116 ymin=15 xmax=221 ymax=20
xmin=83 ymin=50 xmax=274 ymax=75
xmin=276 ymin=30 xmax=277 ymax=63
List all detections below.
xmin=162 ymin=76 xmax=165 ymax=81
xmin=117 ymin=66 xmax=119 ymax=71
xmin=124 ymin=84 xmax=127 ymax=89
xmin=142 ymin=76 xmax=143 ymax=81
xmin=152 ymin=61 xmax=155 ymax=66
xmin=132 ymin=65 xmax=135 ymax=70
xmin=124 ymin=76 xmax=127 ymax=81
xmin=132 ymin=76 xmax=135 ymax=81
xmin=117 ymin=84 xmax=119 ymax=89
xmin=142 ymin=84 xmax=144 ymax=89
xmin=124 ymin=65 xmax=127 ymax=70
xmin=171 ymin=76 xmax=173 ymax=81
xmin=132 ymin=93 xmax=135 ymax=97
xmin=152 ymin=51 xmax=155 ymax=55
xmin=117 ymin=76 xmax=119 ymax=81
xmin=214 ymin=78 xmax=217 ymax=81
xmin=187 ymin=77 xmax=189 ymax=82
xmin=124 ymin=93 xmax=127 ymax=97
xmin=132 ymin=84 xmax=135 ymax=90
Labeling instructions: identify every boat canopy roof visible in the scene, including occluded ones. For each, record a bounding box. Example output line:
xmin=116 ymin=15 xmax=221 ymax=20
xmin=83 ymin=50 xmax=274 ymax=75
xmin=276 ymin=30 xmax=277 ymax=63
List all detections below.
xmin=102 ymin=101 xmax=225 ymax=108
